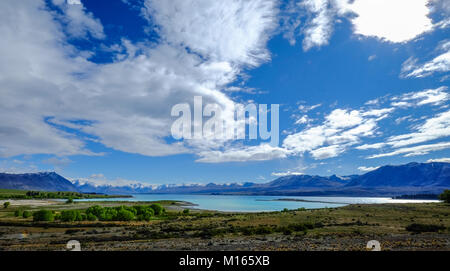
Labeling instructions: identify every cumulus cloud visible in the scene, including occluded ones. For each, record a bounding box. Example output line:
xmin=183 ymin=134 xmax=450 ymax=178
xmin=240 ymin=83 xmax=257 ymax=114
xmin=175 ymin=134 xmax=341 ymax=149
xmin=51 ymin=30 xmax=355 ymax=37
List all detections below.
xmin=285 ymin=0 xmax=438 ymax=51
xmin=196 ymin=144 xmax=290 ymax=163
xmin=0 ymin=0 xmax=279 ymax=162
xmin=142 ymin=0 xmax=278 ymax=66
xmin=348 ymin=0 xmax=433 ymax=43
xmin=51 ymin=0 xmax=105 ymax=39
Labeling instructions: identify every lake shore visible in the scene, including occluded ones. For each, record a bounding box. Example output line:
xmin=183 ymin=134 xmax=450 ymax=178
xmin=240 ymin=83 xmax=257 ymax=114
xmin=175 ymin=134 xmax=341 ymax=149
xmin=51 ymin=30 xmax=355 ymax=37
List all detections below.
xmin=0 ymin=199 xmax=60 ymax=207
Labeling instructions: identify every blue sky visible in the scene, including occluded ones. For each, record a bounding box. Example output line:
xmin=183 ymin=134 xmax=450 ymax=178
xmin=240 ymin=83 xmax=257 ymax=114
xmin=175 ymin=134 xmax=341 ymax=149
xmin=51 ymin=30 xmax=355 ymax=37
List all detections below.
xmin=0 ymin=0 xmax=449 ymax=187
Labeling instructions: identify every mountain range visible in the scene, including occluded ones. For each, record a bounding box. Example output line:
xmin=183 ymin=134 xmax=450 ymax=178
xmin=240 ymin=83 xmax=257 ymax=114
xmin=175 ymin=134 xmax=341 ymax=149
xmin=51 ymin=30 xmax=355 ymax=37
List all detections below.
xmin=0 ymin=162 xmax=448 ymax=196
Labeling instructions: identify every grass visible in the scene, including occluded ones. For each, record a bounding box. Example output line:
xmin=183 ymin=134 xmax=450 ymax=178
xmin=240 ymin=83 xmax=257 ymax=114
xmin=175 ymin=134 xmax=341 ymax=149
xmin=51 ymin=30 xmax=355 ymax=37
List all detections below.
xmin=0 ymin=200 xmax=448 ymax=250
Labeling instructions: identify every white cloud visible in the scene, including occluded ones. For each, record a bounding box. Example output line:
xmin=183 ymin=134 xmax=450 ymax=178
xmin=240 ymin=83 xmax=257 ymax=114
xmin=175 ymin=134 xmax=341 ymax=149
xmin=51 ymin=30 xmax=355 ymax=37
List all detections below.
xmin=430 ymin=0 xmax=450 ymax=28
xmin=72 ymin=174 xmax=156 ymax=188
xmin=368 ymin=55 xmax=376 ymax=61
xmin=357 ymin=166 xmax=380 ymax=172
xmin=142 ymin=0 xmax=278 ymax=66
xmin=301 ymin=0 xmax=334 ymax=51
xmin=356 ymin=142 xmax=387 ymax=150
xmin=386 ymin=110 xmax=450 ymax=148
xmin=283 ymin=107 xmax=384 ymax=159
xmin=286 ymin=88 xmax=450 ymax=161
xmin=357 ymin=108 xmax=450 ymax=159
xmin=427 ymin=157 xmax=450 ymax=163
xmin=310 ymin=144 xmax=345 ymax=159
xmin=348 ymin=0 xmax=433 ymax=43
xmin=368 ymin=142 xmax=450 ymax=159
xmin=361 ymin=108 xmax=394 ymax=117
xmin=0 ymin=0 xmax=279 ymax=161
xmin=196 ymin=144 xmax=290 ymax=163
xmin=298 ymin=103 xmax=322 ymax=113
xmin=391 ymin=86 xmax=449 ymax=107
xmin=401 ymin=41 xmax=450 ymax=78
xmin=51 ymin=0 xmax=105 ymax=39
xmin=280 ymin=0 xmax=303 ymax=46
xmin=271 ymin=171 xmax=304 ymax=176
xmin=295 ymin=115 xmax=310 ymax=125
xmin=325 ymin=109 xmax=363 ymax=128
xmin=288 ymin=0 xmax=437 ymax=51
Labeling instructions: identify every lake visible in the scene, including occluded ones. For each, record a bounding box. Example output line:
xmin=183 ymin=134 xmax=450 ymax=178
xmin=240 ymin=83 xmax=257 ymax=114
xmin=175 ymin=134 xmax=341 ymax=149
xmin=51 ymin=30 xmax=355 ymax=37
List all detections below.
xmin=75 ymin=194 xmax=440 ymax=212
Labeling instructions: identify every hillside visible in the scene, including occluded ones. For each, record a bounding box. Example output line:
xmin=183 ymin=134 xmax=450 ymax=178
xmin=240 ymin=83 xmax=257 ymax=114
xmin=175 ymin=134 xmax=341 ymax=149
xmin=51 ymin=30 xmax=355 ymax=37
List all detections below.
xmin=0 ymin=172 xmax=78 ymax=192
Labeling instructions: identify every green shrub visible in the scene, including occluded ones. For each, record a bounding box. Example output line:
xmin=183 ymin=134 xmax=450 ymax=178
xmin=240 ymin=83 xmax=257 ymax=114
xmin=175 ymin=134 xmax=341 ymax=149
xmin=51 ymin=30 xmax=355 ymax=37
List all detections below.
xmin=282 ymin=228 xmax=292 ymax=235
xmin=87 ymin=213 xmax=97 ymax=221
xmin=60 ymin=210 xmax=83 ymax=222
xmin=86 ymin=205 xmax=105 ymax=219
xmin=33 ymin=210 xmax=54 ymax=222
xmin=14 ymin=210 xmax=23 ymax=217
xmin=137 ymin=208 xmax=154 ymax=221
xmin=287 ymin=224 xmax=308 ymax=232
xmin=102 ymin=208 xmax=118 ymax=221
xmin=22 ymin=210 xmax=32 ymax=218
xmin=3 ymin=202 xmax=10 ymax=209
xmin=85 ymin=204 xmax=161 ymax=222
xmin=150 ymin=203 xmax=164 ymax=215
xmin=254 ymin=225 xmax=274 ymax=234
xmin=183 ymin=209 xmax=190 ymax=214
xmin=405 ymin=223 xmax=446 ymax=233
xmin=114 ymin=208 xmax=135 ymax=221
xmin=439 ymin=190 xmax=450 ymax=203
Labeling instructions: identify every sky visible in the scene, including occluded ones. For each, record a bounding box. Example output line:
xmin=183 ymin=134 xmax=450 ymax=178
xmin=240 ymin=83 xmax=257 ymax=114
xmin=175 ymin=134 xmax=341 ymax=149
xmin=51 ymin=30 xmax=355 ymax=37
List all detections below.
xmin=0 ymin=0 xmax=449 ymax=187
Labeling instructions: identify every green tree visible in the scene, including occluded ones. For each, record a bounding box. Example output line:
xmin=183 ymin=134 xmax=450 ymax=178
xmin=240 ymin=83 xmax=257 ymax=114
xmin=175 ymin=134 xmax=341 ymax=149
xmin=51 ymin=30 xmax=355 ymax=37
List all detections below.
xmin=150 ymin=203 xmax=164 ymax=216
xmin=137 ymin=208 xmax=154 ymax=221
xmin=183 ymin=209 xmax=190 ymax=214
xmin=114 ymin=207 xmax=135 ymax=221
xmin=33 ymin=210 xmax=54 ymax=222
xmin=60 ymin=210 xmax=81 ymax=222
xmin=66 ymin=198 xmax=74 ymax=204
xmin=87 ymin=213 xmax=97 ymax=221
xmin=439 ymin=190 xmax=450 ymax=203
xmin=86 ymin=205 xmax=105 ymax=219
xmin=3 ymin=202 xmax=10 ymax=209
xmin=103 ymin=208 xmax=118 ymax=221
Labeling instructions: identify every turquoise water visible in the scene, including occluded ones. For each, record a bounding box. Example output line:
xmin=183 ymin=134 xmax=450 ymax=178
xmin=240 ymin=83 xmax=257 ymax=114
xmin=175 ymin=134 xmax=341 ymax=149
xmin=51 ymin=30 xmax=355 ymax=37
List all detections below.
xmin=75 ymin=194 xmax=440 ymax=212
